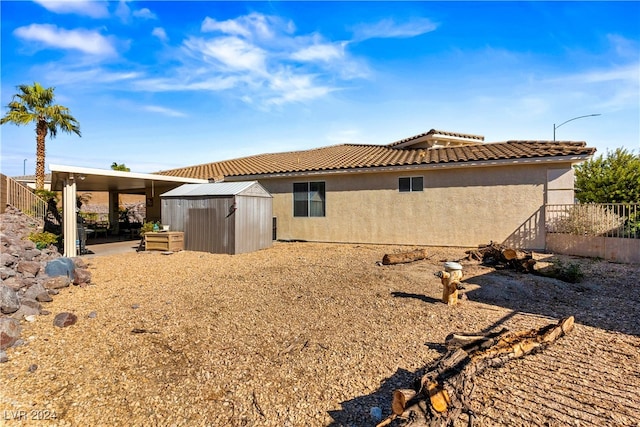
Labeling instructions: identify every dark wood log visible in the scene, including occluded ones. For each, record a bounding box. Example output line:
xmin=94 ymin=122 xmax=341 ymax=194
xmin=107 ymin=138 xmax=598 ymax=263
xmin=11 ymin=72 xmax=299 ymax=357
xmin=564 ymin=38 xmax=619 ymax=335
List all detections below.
xmin=382 ymin=249 xmax=429 ymax=265
xmin=465 ymin=242 xmax=537 ymax=273
xmin=380 ymin=317 xmax=575 ymax=427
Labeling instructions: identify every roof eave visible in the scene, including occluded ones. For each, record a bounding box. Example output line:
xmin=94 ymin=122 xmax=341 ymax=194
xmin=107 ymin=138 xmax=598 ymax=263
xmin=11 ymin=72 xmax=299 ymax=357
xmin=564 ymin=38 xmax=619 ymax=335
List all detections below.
xmin=221 ymin=154 xmax=594 ymax=181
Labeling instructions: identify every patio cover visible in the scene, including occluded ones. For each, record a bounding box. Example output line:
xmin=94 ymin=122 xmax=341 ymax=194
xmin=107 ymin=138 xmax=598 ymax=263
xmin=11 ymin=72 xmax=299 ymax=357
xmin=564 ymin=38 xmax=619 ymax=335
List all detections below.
xmin=49 ymin=164 xmax=207 ymax=257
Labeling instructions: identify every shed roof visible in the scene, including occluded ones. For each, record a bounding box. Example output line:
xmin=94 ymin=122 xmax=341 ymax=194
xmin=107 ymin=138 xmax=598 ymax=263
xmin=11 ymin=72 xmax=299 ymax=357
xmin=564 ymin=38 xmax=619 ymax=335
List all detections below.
xmin=160 ymin=181 xmax=271 ymax=198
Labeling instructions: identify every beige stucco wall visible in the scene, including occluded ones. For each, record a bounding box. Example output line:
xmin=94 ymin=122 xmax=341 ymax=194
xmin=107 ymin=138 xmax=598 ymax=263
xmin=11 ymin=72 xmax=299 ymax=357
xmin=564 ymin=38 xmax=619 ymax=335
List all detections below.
xmin=252 ymin=163 xmax=574 ymax=249
xmin=547 ymin=234 xmax=640 ymax=264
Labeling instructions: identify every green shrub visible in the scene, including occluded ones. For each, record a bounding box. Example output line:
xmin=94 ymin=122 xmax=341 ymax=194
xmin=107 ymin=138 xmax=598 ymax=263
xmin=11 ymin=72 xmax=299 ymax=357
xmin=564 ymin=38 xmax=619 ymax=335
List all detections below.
xmin=34 ymin=189 xmax=58 ymax=201
xmin=553 ymin=260 xmax=584 ymax=283
xmin=28 ymin=231 xmax=59 ymax=249
xmin=140 ymin=221 xmax=160 ymax=235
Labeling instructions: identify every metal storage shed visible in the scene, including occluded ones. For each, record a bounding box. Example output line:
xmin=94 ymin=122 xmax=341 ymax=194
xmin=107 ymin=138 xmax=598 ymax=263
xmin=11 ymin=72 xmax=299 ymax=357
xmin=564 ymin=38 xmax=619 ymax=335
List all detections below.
xmin=160 ymin=181 xmax=273 ymax=255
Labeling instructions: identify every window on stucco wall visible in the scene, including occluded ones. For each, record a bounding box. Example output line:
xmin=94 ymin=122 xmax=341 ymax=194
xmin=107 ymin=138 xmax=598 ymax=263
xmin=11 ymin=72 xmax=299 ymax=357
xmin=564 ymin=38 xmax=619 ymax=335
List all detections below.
xmin=399 ymin=176 xmax=423 ymax=192
xmin=293 ymin=182 xmax=325 ymax=217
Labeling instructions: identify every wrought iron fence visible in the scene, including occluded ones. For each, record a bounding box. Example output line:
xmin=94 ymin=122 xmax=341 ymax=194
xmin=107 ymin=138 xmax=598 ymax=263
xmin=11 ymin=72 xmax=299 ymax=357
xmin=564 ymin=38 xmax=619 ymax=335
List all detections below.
xmin=3 ymin=175 xmax=47 ymax=221
xmin=546 ymin=203 xmax=640 ymax=239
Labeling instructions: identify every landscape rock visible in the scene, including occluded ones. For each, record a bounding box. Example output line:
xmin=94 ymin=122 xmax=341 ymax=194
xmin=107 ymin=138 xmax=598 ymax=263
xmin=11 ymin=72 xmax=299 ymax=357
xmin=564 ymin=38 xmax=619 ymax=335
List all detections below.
xmin=0 ymin=285 xmax=20 ymax=314
xmin=53 ymin=312 xmax=78 ymax=328
xmin=23 ymin=282 xmax=48 ymax=301
xmin=1 ymin=277 xmax=24 ymax=291
xmin=0 ymin=350 xmax=7 ymax=363
xmin=0 ymin=266 xmax=17 ymax=280
xmin=45 ymin=258 xmax=75 ymax=279
xmin=22 ymin=248 xmax=42 ymax=261
xmin=0 ymin=317 xmax=22 ymax=350
xmin=43 ymin=275 xmax=71 ymax=290
xmin=72 ymin=257 xmax=88 ymax=269
xmin=0 ymin=206 xmax=99 ymax=350
xmin=11 ymin=299 xmax=41 ymax=319
xmin=1 ymin=252 xmax=18 ymax=267
xmin=73 ymin=268 xmax=92 ymax=286
xmin=15 ymin=260 xmax=41 ymax=277
xmin=35 ymin=292 xmax=53 ymax=303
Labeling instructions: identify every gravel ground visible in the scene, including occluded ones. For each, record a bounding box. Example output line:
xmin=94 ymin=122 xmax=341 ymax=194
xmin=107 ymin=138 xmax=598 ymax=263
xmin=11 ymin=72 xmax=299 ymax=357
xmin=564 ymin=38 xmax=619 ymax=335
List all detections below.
xmin=1 ymin=242 xmax=639 ymax=426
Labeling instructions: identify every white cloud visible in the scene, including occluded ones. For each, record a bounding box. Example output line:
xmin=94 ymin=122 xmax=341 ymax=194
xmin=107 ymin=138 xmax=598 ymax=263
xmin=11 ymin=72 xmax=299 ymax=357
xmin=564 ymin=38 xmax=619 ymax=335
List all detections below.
xmin=38 ymin=64 xmax=142 ymax=86
xmin=201 ymin=17 xmax=252 ymax=38
xmin=183 ymin=36 xmax=267 ymax=73
xmin=201 ymin=13 xmax=294 ymax=41
xmin=142 ymin=105 xmax=186 ymax=117
xmin=13 ymin=24 xmax=117 ymax=56
xmin=291 ymin=42 xmax=345 ymax=62
xmin=133 ymin=8 xmax=156 ymax=20
xmin=152 ymin=27 xmax=168 ymax=42
xmin=607 ymin=34 xmax=639 ymax=59
xmin=171 ymin=12 xmax=366 ymax=107
xmin=133 ymin=76 xmax=240 ymax=92
xmin=567 ymin=63 xmax=640 ymax=85
xmin=32 ymin=0 xmax=109 ymax=18
xmin=115 ymin=0 xmax=131 ymax=22
xmin=351 ymin=17 xmax=438 ymax=41
xmin=266 ymin=71 xmax=334 ymax=105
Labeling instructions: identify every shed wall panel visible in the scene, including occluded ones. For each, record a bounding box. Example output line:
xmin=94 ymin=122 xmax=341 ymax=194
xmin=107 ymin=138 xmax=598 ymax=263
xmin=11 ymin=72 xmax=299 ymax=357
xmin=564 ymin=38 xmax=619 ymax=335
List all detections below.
xmin=234 ymin=195 xmax=273 ymax=254
xmin=162 ymin=197 xmax=236 ymax=254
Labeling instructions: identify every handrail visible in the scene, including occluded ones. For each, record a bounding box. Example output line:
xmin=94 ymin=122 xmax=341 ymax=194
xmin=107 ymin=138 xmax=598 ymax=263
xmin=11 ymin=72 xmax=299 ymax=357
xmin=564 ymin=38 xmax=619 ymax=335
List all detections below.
xmin=546 ymin=203 xmax=639 ymax=239
xmin=2 ymin=175 xmax=47 ymax=221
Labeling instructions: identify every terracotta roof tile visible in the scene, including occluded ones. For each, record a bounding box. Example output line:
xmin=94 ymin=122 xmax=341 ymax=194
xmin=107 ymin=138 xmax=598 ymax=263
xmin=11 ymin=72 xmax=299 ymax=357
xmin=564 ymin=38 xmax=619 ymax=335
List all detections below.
xmin=157 ymin=140 xmax=595 ymax=180
xmin=387 ymin=129 xmax=485 ymax=147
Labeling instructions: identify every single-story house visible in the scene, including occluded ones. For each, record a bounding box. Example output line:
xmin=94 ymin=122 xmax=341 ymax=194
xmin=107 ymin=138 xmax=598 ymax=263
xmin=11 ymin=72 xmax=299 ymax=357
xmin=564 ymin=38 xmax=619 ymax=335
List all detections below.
xmin=155 ymin=129 xmax=596 ymax=250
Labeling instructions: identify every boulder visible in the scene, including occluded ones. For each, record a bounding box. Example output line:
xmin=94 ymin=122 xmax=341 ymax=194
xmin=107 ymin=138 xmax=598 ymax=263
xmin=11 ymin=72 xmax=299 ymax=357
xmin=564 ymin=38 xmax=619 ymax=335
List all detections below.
xmin=23 ymin=282 xmax=48 ymax=301
xmin=0 ymin=284 xmax=20 ymax=314
xmin=0 ymin=318 xmax=22 ymax=350
xmin=1 ymin=277 xmax=25 ymax=291
xmin=43 ymin=275 xmax=71 ymax=290
xmin=16 ymin=260 xmax=41 ymax=277
xmin=0 ymin=252 xmax=17 ymax=267
xmin=72 ymin=257 xmax=88 ymax=269
xmin=53 ymin=312 xmax=77 ymax=328
xmin=22 ymin=249 xmax=42 ymax=261
xmin=10 ymin=298 xmax=41 ymax=319
xmin=45 ymin=258 xmax=75 ymax=279
xmin=0 ymin=266 xmax=16 ymax=280
xmin=73 ymin=268 xmax=92 ymax=286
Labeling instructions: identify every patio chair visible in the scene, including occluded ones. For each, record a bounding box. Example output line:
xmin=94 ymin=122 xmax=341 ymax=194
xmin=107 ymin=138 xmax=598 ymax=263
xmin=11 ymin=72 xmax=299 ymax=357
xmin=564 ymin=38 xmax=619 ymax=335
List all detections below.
xmin=94 ymin=221 xmax=109 ymax=238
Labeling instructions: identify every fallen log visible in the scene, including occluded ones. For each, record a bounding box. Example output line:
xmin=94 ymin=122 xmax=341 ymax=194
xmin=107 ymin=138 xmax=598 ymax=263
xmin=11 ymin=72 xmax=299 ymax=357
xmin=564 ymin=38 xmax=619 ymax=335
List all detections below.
xmin=379 ymin=316 xmax=575 ymax=427
xmin=465 ymin=242 xmax=536 ymax=273
xmin=382 ymin=249 xmax=429 ymax=265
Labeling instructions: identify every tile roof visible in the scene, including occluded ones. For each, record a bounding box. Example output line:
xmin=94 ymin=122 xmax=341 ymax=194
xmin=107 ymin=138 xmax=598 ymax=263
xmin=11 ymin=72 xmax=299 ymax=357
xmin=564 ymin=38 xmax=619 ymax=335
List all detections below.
xmin=12 ymin=173 xmax=52 ymax=181
xmin=387 ymin=129 xmax=485 ymax=147
xmin=157 ymin=140 xmax=595 ymax=180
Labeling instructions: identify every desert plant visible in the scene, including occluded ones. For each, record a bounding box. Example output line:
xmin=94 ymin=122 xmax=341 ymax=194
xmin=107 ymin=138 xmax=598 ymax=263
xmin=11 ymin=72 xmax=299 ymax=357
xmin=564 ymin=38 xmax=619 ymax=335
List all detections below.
xmin=35 ymin=189 xmax=57 ymax=201
xmin=552 ymin=259 xmax=584 ymax=283
xmin=28 ymin=231 xmax=59 ymax=249
xmin=548 ymin=204 xmax=625 ymax=236
xmin=140 ymin=221 xmax=160 ymax=235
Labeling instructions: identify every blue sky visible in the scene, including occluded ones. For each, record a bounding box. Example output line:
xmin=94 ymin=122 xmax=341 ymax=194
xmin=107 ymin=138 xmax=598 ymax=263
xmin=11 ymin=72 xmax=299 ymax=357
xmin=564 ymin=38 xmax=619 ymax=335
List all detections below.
xmin=1 ymin=1 xmax=639 ymax=177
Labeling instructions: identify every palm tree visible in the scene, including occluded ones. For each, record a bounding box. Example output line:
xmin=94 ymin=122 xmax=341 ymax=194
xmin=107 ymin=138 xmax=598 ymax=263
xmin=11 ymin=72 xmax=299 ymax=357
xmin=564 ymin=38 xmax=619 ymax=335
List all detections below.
xmin=110 ymin=162 xmax=130 ymax=172
xmin=1 ymin=82 xmax=81 ymax=190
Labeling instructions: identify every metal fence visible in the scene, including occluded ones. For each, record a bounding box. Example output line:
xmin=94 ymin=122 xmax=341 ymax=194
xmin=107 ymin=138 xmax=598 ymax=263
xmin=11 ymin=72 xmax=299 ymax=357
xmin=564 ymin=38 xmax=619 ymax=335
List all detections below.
xmin=2 ymin=174 xmax=47 ymax=220
xmin=546 ymin=203 xmax=639 ymax=239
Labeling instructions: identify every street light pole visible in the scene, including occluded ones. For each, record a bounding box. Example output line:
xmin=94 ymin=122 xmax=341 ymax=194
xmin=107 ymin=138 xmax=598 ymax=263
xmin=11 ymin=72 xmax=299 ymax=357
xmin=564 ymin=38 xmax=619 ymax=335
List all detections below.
xmin=553 ymin=114 xmax=601 ymax=141
xmin=23 ymin=159 xmax=27 ymax=175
